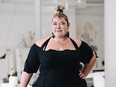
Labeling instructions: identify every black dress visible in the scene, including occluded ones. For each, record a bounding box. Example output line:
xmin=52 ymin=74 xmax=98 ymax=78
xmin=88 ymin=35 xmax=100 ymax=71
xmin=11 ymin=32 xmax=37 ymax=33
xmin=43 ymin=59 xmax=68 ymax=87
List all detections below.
xmin=23 ymin=37 xmax=93 ymax=87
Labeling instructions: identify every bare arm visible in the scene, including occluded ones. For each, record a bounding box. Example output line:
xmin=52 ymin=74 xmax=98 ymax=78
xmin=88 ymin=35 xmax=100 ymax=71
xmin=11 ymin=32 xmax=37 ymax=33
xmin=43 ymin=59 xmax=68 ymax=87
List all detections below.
xmin=79 ymin=51 xmax=96 ymax=79
xmin=20 ymin=71 xmax=33 ymax=87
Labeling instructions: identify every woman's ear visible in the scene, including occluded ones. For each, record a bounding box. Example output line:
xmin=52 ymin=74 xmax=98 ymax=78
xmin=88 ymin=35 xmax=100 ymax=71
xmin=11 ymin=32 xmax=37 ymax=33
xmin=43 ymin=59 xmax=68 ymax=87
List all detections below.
xmin=68 ymin=23 xmax=70 ymax=27
xmin=67 ymin=23 xmax=70 ymax=30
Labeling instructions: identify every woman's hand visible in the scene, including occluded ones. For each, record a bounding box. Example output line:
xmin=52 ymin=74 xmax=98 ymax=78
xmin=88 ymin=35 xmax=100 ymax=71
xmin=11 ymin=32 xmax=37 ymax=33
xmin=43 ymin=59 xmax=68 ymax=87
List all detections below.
xmin=79 ymin=52 xmax=96 ymax=80
xmin=79 ymin=71 xmax=86 ymax=79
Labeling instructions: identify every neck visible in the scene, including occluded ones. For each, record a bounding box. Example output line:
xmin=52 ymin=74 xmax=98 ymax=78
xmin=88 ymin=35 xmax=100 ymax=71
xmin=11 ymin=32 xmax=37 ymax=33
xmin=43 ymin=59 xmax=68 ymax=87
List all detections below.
xmin=52 ymin=37 xmax=68 ymax=42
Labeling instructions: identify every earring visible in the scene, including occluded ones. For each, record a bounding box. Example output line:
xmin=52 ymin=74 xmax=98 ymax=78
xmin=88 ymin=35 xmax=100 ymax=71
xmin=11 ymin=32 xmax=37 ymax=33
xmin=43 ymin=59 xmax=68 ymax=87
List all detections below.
xmin=52 ymin=32 xmax=55 ymax=38
xmin=66 ymin=31 xmax=69 ymax=37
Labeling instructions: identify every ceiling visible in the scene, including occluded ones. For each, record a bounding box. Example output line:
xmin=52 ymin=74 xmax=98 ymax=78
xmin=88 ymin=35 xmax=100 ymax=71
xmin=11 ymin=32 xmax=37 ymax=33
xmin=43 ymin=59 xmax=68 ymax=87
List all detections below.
xmin=41 ymin=0 xmax=104 ymax=9
xmin=0 ymin=0 xmax=104 ymax=9
xmin=42 ymin=0 xmax=104 ymax=4
xmin=1 ymin=0 xmax=104 ymax=5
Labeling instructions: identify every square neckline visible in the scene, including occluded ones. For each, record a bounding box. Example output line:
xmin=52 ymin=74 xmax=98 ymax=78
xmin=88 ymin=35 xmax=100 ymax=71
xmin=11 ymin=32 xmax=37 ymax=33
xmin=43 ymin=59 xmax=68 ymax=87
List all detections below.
xmin=34 ymin=37 xmax=83 ymax=52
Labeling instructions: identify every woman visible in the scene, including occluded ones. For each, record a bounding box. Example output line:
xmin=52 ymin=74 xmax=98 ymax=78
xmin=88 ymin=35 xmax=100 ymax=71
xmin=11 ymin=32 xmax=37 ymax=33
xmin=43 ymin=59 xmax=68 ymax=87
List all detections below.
xmin=20 ymin=5 xmax=96 ymax=87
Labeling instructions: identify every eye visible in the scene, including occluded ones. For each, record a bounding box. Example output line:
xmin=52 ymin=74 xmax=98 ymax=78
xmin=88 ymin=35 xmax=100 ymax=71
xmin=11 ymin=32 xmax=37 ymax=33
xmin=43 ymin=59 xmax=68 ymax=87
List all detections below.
xmin=60 ymin=22 xmax=65 ymax=25
xmin=53 ymin=22 xmax=57 ymax=25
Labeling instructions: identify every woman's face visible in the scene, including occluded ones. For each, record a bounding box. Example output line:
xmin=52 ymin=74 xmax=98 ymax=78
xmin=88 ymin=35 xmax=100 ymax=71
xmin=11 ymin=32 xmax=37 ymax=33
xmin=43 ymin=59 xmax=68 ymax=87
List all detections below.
xmin=52 ymin=17 xmax=69 ymax=38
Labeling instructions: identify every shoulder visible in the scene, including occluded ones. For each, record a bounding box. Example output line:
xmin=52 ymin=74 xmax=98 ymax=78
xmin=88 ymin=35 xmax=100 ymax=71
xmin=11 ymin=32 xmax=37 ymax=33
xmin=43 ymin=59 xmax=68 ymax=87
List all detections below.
xmin=71 ymin=38 xmax=91 ymax=48
xmin=71 ymin=38 xmax=82 ymax=48
xmin=35 ymin=38 xmax=49 ymax=47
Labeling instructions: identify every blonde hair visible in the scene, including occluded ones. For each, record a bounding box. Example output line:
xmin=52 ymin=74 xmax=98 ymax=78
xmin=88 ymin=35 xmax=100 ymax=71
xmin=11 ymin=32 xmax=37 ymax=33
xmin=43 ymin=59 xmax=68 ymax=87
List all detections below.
xmin=52 ymin=5 xmax=69 ymax=25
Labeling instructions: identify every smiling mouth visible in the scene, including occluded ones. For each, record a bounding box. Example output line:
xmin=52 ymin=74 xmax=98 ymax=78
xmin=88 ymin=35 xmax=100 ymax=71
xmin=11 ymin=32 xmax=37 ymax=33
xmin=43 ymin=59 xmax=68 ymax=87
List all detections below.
xmin=55 ymin=31 xmax=62 ymax=33
xmin=55 ymin=30 xmax=62 ymax=32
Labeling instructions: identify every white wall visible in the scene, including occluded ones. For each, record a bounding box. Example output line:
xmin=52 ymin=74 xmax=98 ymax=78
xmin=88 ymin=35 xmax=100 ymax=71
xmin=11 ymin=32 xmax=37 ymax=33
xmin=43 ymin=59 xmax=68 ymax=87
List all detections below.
xmin=0 ymin=3 xmax=35 ymax=80
xmin=0 ymin=3 xmax=35 ymax=48
xmin=105 ymin=0 xmax=116 ymax=86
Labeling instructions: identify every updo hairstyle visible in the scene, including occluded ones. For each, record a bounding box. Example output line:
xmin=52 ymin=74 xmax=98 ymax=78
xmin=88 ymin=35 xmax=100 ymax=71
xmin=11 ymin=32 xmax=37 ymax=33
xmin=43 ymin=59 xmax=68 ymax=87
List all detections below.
xmin=52 ymin=5 xmax=69 ymax=26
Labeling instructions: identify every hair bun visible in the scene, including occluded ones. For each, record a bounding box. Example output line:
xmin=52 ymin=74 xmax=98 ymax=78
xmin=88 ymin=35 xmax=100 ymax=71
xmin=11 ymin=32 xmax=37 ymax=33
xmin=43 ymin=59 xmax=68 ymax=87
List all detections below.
xmin=56 ymin=5 xmax=65 ymax=13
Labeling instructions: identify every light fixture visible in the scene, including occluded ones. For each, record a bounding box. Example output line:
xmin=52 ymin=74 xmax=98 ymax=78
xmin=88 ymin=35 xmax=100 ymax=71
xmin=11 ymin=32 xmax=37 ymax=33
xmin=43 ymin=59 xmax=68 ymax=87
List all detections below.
xmin=77 ymin=0 xmax=87 ymax=8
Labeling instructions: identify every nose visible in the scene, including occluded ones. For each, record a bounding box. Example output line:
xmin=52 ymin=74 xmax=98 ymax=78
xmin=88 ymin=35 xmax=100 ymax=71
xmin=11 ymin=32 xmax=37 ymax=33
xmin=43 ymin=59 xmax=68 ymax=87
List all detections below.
xmin=57 ymin=24 xmax=60 ymax=29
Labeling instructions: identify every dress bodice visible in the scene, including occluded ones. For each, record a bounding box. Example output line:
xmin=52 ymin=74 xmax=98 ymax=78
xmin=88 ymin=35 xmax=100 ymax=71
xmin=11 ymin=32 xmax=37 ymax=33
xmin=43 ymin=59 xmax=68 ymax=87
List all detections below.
xmin=23 ymin=37 xmax=93 ymax=87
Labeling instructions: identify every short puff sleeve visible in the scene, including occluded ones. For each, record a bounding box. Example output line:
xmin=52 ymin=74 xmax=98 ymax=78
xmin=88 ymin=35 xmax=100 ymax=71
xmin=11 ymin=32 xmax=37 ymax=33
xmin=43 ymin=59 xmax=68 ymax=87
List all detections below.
xmin=23 ymin=44 xmax=40 ymax=73
xmin=79 ymin=41 xmax=93 ymax=64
